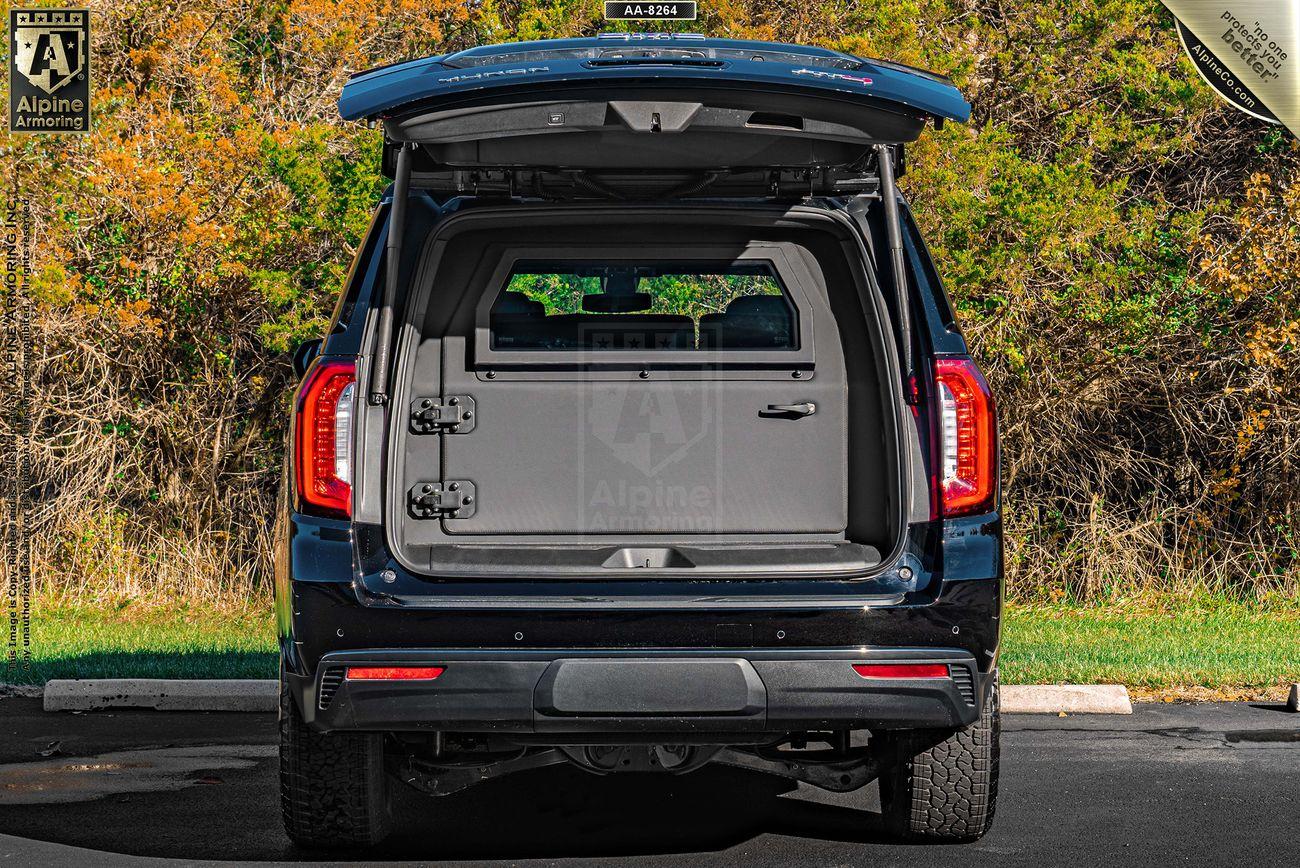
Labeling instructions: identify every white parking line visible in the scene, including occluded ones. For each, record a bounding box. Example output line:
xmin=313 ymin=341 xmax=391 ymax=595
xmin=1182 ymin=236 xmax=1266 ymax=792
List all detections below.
xmin=42 ymin=679 xmax=277 ymax=712
xmin=1001 ymin=684 xmax=1133 ymax=714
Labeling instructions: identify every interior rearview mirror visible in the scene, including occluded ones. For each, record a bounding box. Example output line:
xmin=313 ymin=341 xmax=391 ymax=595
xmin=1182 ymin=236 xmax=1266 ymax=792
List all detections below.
xmin=582 ymin=293 xmax=653 ymax=313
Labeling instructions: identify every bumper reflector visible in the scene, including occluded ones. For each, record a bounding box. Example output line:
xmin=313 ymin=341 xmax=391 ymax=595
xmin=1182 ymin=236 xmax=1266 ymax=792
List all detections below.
xmin=345 ymin=666 xmax=445 ymax=681
xmin=852 ymin=663 xmax=949 ymax=679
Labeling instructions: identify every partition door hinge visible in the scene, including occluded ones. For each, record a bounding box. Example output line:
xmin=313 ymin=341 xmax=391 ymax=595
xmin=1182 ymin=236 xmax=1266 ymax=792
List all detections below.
xmin=409 ymin=395 xmax=476 ymax=434
xmin=408 ymin=481 xmax=477 ymax=520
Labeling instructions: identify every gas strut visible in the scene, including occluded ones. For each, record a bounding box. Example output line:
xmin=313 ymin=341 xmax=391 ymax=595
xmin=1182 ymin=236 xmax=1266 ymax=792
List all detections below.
xmin=369 ymin=141 xmax=414 ymax=405
xmin=873 ymin=143 xmax=916 ymax=401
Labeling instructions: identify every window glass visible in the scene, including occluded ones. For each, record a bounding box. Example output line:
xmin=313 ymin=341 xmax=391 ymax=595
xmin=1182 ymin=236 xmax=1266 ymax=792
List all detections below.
xmin=489 ymin=260 xmax=797 ymax=351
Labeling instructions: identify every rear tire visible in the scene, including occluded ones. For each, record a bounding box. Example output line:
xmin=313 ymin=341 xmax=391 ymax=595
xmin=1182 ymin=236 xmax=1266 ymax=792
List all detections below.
xmin=279 ymin=669 xmax=391 ymax=849
xmin=878 ymin=673 xmax=1000 ymax=842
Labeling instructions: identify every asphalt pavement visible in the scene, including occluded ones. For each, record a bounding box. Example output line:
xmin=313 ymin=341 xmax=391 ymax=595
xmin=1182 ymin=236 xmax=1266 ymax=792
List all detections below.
xmin=0 ymin=698 xmax=1295 ymax=866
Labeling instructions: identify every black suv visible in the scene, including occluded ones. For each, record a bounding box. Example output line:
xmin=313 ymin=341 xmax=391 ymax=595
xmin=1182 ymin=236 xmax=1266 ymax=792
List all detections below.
xmin=276 ymin=34 xmax=1000 ymax=848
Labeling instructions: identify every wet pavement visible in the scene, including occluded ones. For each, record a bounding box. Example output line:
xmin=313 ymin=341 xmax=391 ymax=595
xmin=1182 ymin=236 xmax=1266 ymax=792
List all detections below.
xmin=0 ymin=698 xmax=1295 ymax=866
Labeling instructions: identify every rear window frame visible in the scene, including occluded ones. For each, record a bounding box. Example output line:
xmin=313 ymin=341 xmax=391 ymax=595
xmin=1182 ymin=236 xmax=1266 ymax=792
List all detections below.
xmin=471 ymin=244 xmax=818 ymax=370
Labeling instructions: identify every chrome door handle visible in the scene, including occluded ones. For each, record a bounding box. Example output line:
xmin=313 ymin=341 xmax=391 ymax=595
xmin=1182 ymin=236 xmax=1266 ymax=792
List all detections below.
xmin=760 ymin=402 xmax=816 ymax=417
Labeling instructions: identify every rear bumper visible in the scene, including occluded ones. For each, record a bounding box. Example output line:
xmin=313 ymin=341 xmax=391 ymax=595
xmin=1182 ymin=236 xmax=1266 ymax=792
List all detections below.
xmin=288 ymin=647 xmax=985 ymax=736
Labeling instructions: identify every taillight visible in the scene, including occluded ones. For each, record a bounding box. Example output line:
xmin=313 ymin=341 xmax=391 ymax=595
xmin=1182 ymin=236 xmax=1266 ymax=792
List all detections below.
xmin=346 ymin=666 xmax=445 ymax=681
xmin=295 ymin=359 xmax=357 ymax=518
xmin=853 ymin=663 xmax=949 ymax=679
xmin=934 ymin=357 xmax=996 ymax=517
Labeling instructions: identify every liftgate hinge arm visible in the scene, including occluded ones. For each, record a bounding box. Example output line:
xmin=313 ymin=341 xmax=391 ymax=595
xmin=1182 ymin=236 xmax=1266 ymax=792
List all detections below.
xmin=873 ymin=143 xmax=918 ymax=404
xmin=369 ymin=141 xmax=415 ymax=405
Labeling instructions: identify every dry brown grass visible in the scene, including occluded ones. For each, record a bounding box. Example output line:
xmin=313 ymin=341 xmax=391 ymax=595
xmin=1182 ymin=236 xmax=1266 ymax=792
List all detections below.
xmin=15 ymin=305 xmax=288 ymax=610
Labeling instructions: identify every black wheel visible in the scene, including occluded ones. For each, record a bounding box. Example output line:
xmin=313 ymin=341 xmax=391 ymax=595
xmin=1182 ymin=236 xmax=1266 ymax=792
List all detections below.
xmin=878 ymin=672 xmax=1000 ymax=842
xmin=279 ymin=668 xmax=391 ymax=848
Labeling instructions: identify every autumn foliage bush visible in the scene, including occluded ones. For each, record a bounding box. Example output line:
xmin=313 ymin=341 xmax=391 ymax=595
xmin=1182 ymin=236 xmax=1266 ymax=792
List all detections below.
xmin=1 ymin=0 xmax=1296 ymax=605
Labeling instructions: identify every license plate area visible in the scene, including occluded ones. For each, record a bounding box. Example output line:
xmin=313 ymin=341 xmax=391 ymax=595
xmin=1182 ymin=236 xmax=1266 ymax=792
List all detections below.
xmin=534 ymin=658 xmax=765 ymax=718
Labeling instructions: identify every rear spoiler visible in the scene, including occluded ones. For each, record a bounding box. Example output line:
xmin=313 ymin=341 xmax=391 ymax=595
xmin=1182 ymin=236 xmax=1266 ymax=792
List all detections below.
xmin=340 ymin=36 xmax=970 ymax=127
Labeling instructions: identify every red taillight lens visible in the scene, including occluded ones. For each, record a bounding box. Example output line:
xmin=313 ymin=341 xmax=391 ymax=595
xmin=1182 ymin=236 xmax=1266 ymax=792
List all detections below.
xmin=295 ymin=360 xmax=357 ymax=518
xmin=345 ymin=666 xmax=445 ymax=680
xmin=852 ymin=663 xmax=950 ymax=679
xmin=934 ymin=357 xmax=996 ymax=517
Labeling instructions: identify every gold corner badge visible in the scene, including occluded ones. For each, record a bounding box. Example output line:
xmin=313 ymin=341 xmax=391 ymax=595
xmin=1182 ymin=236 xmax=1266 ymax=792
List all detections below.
xmin=8 ymin=8 xmax=91 ymax=133
xmin=1162 ymin=2 xmax=1294 ymax=133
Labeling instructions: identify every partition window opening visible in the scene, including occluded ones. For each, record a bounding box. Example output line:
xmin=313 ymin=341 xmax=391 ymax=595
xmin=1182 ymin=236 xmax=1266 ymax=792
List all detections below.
xmin=489 ymin=260 xmax=799 ymax=352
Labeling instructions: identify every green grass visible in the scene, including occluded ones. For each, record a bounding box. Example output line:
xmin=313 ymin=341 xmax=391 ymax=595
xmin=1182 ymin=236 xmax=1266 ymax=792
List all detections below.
xmin=3 ymin=604 xmax=276 ymax=685
xmin=4 ymin=600 xmax=1297 ymax=695
xmin=1002 ymin=602 xmax=1300 ymax=693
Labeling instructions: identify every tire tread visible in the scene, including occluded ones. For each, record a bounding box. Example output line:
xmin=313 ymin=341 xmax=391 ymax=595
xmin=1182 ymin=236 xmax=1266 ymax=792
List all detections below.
xmin=880 ymin=674 xmax=1000 ymax=841
xmin=279 ymin=676 xmax=390 ymax=848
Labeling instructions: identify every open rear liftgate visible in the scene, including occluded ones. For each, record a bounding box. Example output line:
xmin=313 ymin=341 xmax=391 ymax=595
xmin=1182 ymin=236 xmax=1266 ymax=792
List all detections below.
xmin=347 ymin=36 xmax=972 ymax=407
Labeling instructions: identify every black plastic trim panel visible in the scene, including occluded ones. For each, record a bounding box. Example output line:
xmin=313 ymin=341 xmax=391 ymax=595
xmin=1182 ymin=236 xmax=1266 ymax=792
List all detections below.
xmin=288 ymin=647 xmax=983 ymax=735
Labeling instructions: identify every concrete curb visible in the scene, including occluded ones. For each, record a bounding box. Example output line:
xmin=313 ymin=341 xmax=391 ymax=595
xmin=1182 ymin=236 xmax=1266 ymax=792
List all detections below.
xmin=40 ymin=678 xmax=1133 ymax=715
xmin=43 ymin=679 xmax=277 ymax=712
xmin=1001 ymin=684 xmax=1132 ymax=714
